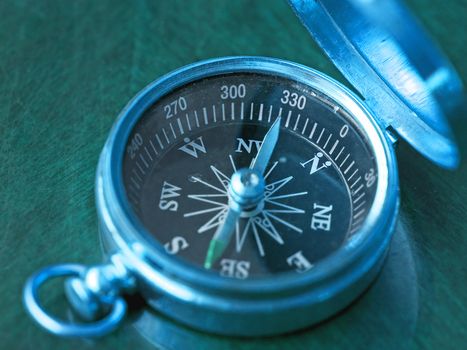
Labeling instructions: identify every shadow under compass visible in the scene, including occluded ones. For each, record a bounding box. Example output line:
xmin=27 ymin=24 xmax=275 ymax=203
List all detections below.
xmin=130 ymin=214 xmax=419 ymax=349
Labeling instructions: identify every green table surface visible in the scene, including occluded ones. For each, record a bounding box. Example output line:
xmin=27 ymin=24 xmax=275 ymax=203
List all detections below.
xmin=1 ymin=0 xmax=466 ymax=349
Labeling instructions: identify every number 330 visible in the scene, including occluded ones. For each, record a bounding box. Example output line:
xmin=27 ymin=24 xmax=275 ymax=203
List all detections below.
xmin=281 ymin=90 xmax=307 ymax=110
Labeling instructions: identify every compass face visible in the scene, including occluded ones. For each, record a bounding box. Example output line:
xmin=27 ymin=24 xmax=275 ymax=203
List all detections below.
xmin=122 ymin=71 xmax=379 ymax=279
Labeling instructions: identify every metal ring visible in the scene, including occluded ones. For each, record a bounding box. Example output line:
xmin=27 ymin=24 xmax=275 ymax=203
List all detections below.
xmin=23 ymin=264 xmax=127 ymax=338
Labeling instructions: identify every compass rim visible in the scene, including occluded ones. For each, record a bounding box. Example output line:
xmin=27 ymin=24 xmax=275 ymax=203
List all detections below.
xmin=97 ymin=56 xmax=399 ymax=296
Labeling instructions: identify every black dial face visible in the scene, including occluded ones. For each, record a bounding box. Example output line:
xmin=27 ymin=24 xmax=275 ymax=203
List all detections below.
xmin=122 ymin=72 xmax=378 ymax=279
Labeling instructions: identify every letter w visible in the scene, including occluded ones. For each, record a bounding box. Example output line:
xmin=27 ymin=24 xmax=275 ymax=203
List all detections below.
xmin=178 ymin=136 xmax=207 ymax=158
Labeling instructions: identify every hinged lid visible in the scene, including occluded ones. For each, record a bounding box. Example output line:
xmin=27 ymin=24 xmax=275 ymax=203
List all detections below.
xmin=288 ymin=0 xmax=463 ymax=168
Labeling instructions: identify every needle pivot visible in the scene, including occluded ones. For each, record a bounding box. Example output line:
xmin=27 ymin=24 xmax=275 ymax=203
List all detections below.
xmin=228 ymin=169 xmax=265 ymax=210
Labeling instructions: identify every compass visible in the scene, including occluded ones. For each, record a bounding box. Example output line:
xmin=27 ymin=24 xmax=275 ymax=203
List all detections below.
xmin=23 ymin=0 xmax=463 ymax=339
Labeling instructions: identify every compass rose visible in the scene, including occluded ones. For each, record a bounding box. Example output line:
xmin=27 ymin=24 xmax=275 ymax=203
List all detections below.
xmin=184 ymin=158 xmax=307 ymax=256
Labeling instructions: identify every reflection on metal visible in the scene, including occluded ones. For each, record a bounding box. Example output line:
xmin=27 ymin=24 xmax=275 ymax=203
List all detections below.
xmin=288 ymin=0 xmax=463 ymax=168
xmin=23 ymin=264 xmax=128 ymax=337
xmin=23 ymin=254 xmax=137 ymax=337
xmin=132 ymin=216 xmax=418 ymax=348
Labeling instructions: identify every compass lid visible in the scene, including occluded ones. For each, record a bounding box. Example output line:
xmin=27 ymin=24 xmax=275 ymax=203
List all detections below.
xmin=288 ymin=0 xmax=463 ymax=168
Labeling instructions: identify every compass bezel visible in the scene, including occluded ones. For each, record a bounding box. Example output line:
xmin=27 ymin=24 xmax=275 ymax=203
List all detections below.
xmin=96 ymin=56 xmax=399 ymax=334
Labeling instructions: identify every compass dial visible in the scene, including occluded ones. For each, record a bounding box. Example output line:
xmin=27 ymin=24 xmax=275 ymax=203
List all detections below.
xmin=122 ymin=72 xmax=378 ymax=278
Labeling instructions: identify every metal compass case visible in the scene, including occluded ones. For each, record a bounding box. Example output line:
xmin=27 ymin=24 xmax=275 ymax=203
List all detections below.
xmin=24 ymin=0 xmax=463 ymax=338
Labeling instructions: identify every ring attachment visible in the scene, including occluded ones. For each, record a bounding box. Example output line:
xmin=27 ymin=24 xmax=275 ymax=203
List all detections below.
xmin=23 ymin=264 xmax=127 ymax=338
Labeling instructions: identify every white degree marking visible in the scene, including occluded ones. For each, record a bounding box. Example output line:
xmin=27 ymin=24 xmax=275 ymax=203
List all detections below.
xmin=301 ymin=118 xmax=309 ymax=135
xmin=162 ymin=128 xmax=170 ymax=143
xmin=347 ymin=168 xmax=359 ymax=181
xmin=130 ymin=177 xmax=141 ymax=190
xmin=177 ymin=118 xmax=184 ymax=135
xmin=323 ymin=133 xmax=332 ymax=149
xmin=335 ymin=146 xmax=345 ymax=161
xmin=127 ymin=192 xmax=139 ymax=205
xmin=316 ymin=128 xmax=325 ymax=144
xmin=309 ymin=122 xmax=317 ymax=139
xmin=222 ymin=103 xmax=226 ymax=121
xmin=351 ymin=216 xmax=366 ymax=228
xmin=329 ymin=139 xmax=339 ymax=155
xmin=344 ymin=160 xmax=355 ymax=174
xmin=169 ymin=122 xmax=176 ymax=138
xmin=139 ymin=153 xmax=149 ymax=168
xmin=144 ymin=146 xmax=153 ymax=161
xmin=277 ymin=107 xmax=283 ymax=119
xmin=136 ymin=162 xmax=146 ymax=175
xmin=258 ymin=103 xmax=264 ymax=121
xmin=285 ymin=110 xmax=292 ymax=128
xmin=194 ymin=110 xmax=200 ymax=127
xmin=339 ymin=153 xmax=350 ymax=167
xmin=268 ymin=105 xmax=273 ymax=122
xmin=128 ymin=185 xmax=139 ymax=199
xmin=203 ymin=107 xmax=209 ymax=125
xmin=350 ymin=176 xmax=362 ymax=189
xmin=231 ymin=102 xmax=235 ymax=120
xmin=250 ymin=102 xmax=254 ymax=120
xmin=241 ymin=102 xmax=245 ymax=120
xmin=293 ymin=114 xmax=301 ymax=131
xmin=352 ymin=184 xmax=364 ymax=195
xmin=212 ymin=105 xmax=217 ymax=122
xmin=353 ymin=208 xmax=366 ymax=220
xmin=353 ymin=192 xmax=365 ymax=204
xmin=128 ymin=182 xmax=139 ymax=196
xmin=353 ymin=200 xmax=366 ymax=212
xmin=155 ymin=134 xmax=164 ymax=149
xmin=132 ymin=168 xmax=142 ymax=182
xmin=149 ymin=140 xmax=158 ymax=155
xmin=186 ymin=113 xmax=192 ymax=131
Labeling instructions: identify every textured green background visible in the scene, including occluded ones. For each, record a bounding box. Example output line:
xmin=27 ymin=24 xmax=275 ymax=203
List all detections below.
xmin=0 ymin=0 xmax=466 ymax=349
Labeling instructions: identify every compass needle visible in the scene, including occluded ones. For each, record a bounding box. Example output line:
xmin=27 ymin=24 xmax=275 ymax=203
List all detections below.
xmin=204 ymin=206 xmax=240 ymax=268
xmin=204 ymin=117 xmax=282 ymax=268
xmin=251 ymin=117 xmax=281 ymax=174
xmin=204 ymin=239 xmax=227 ymax=269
